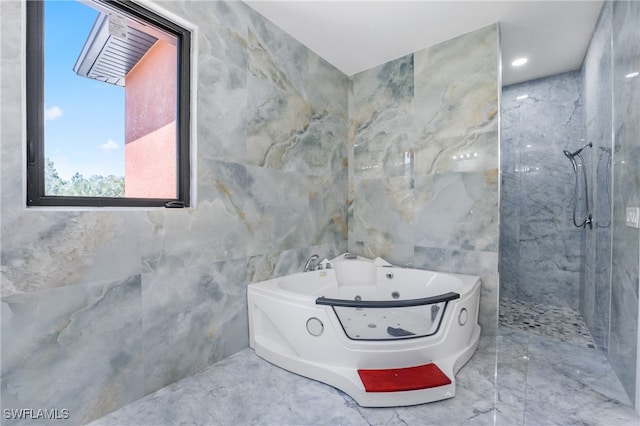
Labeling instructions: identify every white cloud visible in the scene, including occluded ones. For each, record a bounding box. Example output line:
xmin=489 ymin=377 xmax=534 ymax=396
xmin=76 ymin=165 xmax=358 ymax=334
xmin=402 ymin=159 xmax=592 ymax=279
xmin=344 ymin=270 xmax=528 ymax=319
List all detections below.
xmin=45 ymin=106 xmax=63 ymax=121
xmin=99 ymin=139 xmax=120 ymax=152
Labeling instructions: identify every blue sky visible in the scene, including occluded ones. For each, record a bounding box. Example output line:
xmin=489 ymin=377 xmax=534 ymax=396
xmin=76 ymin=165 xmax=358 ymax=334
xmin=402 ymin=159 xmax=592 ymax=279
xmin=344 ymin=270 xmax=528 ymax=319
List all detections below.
xmin=44 ymin=0 xmax=125 ymax=180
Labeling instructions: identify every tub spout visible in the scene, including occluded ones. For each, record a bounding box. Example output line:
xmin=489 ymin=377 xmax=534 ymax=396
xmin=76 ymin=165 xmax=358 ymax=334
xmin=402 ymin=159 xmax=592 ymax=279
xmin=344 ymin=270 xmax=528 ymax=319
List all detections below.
xmin=303 ymin=254 xmax=320 ymax=272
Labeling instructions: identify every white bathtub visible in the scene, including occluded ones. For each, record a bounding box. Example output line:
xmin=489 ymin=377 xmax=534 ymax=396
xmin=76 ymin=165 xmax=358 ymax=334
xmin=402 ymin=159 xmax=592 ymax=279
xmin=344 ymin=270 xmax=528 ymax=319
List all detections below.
xmin=248 ymin=253 xmax=481 ymax=407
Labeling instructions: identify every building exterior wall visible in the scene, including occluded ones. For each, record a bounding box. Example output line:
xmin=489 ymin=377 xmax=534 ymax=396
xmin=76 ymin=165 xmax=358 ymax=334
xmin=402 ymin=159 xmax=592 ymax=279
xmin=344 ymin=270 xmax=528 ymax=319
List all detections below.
xmin=125 ymin=40 xmax=177 ymax=198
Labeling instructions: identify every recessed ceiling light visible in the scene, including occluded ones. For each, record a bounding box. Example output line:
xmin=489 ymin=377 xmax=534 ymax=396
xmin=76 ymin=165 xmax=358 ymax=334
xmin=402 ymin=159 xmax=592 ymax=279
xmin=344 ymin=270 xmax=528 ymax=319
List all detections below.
xmin=516 ymin=94 xmax=528 ymax=100
xmin=512 ymin=57 xmax=528 ymax=67
xmin=626 ymin=71 xmax=639 ymax=78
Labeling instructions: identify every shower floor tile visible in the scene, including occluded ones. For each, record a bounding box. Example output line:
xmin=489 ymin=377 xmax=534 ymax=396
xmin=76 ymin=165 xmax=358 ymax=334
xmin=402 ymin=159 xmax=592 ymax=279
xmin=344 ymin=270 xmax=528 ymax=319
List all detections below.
xmin=499 ymin=297 xmax=595 ymax=347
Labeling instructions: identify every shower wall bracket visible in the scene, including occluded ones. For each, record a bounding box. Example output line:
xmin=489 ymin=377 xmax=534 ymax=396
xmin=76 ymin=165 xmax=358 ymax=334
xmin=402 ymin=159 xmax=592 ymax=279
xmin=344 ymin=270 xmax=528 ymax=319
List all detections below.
xmin=625 ymin=207 xmax=640 ymax=228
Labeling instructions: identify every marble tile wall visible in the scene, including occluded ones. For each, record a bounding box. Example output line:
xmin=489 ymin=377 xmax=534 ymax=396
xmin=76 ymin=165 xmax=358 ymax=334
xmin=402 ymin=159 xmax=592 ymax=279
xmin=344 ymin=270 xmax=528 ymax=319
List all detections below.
xmin=580 ymin=0 xmax=640 ymax=406
xmin=582 ymin=0 xmax=613 ymax=355
xmin=0 ymin=0 xmax=347 ymax=423
xmin=501 ymin=0 xmax=640 ymax=408
xmin=500 ymin=71 xmax=585 ymax=310
xmin=609 ymin=0 xmax=640 ymax=405
xmin=2 ymin=6 xmax=503 ymax=423
xmin=347 ymin=25 xmax=500 ymax=334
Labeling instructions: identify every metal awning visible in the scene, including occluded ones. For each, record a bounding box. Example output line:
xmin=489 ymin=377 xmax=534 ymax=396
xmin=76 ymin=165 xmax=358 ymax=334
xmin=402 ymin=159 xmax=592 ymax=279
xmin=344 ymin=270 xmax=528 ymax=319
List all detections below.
xmin=73 ymin=13 xmax=157 ymax=87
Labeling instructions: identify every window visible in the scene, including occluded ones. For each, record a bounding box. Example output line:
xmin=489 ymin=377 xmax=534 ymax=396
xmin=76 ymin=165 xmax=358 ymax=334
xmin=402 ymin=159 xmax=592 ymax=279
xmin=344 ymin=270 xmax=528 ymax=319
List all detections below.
xmin=27 ymin=0 xmax=191 ymax=207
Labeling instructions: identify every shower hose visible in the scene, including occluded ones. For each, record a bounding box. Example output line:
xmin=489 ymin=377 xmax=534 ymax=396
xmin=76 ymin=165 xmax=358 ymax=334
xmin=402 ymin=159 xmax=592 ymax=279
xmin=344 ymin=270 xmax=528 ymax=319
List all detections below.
xmin=570 ymin=153 xmax=593 ymax=229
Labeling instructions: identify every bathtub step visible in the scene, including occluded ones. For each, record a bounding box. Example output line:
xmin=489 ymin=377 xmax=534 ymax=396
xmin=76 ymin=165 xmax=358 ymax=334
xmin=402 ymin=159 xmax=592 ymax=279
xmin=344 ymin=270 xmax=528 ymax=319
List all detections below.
xmin=358 ymin=363 xmax=451 ymax=393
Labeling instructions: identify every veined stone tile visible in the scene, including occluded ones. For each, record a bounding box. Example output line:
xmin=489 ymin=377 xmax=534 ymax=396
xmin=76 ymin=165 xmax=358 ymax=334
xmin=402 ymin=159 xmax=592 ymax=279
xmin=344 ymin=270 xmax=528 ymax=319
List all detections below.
xmin=88 ymin=323 xmax=639 ymax=426
xmin=413 ymin=25 xmax=499 ymax=176
xmin=348 ymin=176 xmax=415 ymax=264
xmin=2 ymin=276 xmax=143 ymax=425
xmin=500 ymin=71 xmax=586 ymax=310
xmin=1 ymin=1 xmax=349 ymax=422
xmin=608 ymin=0 xmax=640 ymax=403
xmin=246 ymin=29 xmax=346 ymax=175
xmin=349 ymin=55 xmax=415 ymax=180
xmin=414 ymin=170 xmax=499 ymax=252
xmin=414 ymin=246 xmax=498 ymax=335
xmin=141 ymin=257 xmax=248 ymax=394
xmin=1 ymin=211 xmax=148 ymax=296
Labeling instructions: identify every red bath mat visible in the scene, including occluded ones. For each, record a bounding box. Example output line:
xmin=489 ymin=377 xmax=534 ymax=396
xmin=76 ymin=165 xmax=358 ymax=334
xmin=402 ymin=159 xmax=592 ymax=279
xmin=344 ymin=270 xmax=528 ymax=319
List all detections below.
xmin=358 ymin=363 xmax=451 ymax=392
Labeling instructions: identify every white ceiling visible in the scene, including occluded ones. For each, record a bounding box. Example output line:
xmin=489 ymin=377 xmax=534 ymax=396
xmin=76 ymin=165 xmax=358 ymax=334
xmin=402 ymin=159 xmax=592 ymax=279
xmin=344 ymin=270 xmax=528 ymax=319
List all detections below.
xmin=244 ymin=1 xmax=604 ymax=86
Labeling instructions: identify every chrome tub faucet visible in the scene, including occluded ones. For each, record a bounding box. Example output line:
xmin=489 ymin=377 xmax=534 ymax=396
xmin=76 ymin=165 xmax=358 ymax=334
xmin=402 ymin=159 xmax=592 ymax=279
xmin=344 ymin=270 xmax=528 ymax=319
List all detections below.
xmin=303 ymin=254 xmax=320 ymax=272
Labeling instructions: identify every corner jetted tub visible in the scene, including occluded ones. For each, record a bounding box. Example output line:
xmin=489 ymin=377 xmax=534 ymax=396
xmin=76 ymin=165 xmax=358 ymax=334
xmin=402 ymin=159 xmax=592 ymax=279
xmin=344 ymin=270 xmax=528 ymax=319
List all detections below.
xmin=247 ymin=253 xmax=482 ymax=407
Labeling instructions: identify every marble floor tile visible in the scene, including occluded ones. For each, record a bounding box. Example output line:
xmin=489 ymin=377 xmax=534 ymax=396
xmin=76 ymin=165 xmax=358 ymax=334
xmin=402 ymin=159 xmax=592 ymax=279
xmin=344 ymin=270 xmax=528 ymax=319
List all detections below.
xmin=90 ymin=337 xmax=499 ymax=426
xmin=523 ymin=334 xmax=638 ymax=425
xmin=494 ymin=328 xmax=529 ymax=426
xmin=90 ymin=318 xmax=639 ymax=426
xmin=496 ymin=299 xmax=638 ymax=426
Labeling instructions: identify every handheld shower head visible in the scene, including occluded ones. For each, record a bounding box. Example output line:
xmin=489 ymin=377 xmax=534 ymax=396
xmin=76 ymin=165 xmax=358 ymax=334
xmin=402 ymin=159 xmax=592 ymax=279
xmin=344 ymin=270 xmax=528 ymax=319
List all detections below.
xmin=563 ymin=142 xmax=593 ymax=229
xmin=565 ymin=142 xmax=593 ymax=158
xmin=563 ymin=149 xmax=578 ymax=172
xmin=563 ymin=142 xmax=592 ymax=172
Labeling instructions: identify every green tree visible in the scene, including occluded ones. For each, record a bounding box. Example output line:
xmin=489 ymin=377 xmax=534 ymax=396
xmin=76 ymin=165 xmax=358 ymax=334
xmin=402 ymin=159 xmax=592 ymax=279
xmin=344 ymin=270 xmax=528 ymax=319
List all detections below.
xmin=45 ymin=158 xmax=125 ymax=197
xmin=45 ymin=157 xmax=66 ymax=195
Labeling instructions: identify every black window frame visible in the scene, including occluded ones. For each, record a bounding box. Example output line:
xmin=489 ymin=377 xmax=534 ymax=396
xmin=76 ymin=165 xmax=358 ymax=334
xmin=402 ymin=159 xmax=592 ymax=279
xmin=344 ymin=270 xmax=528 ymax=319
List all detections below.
xmin=26 ymin=0 xmax=191 ymax=208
